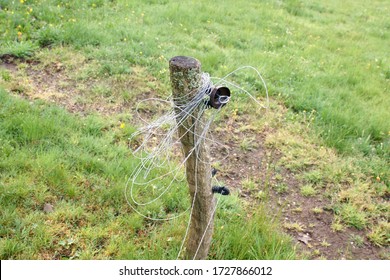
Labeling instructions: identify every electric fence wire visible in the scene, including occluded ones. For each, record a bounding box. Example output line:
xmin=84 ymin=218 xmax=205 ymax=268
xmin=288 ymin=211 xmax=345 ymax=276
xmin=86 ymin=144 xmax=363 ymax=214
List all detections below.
xmin=124 ymin=66 xmax=269 ymax=259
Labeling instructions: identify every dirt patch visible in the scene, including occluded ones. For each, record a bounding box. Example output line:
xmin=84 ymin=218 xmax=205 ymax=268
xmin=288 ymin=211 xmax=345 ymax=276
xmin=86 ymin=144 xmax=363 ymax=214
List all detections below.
xmin=0 ymin=58 xmax=158 ymax=117
xmin=0 ymin=56 xmax=18 ymax=72
xmin=210 ymin=112 xmax=388 ymax=259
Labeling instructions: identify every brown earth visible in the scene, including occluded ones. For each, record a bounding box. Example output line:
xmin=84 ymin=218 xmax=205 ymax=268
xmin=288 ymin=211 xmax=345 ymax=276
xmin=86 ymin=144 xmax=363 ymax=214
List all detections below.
xmin=210 ymin=116 xmax=385 ymax=259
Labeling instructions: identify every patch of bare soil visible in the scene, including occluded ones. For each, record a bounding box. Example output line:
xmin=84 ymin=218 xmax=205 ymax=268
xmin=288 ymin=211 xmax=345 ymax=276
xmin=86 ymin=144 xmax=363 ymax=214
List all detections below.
xmin=0 ymin=58 xmax=155 ymax=116
xmin=210 ymin=114 xmax=387 ymax=260
xmin=1 ymin=58 xmax=387 ymax=260
xmin=0 ymin=56 xmax=19 ymax=72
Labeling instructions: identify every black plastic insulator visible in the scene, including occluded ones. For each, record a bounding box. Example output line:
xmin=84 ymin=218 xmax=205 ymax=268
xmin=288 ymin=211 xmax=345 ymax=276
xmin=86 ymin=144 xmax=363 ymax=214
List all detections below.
xmin=209 ymin=86 xmax=231 ymax=109
xmin=212 ymin=186 xmax=230 ymax=195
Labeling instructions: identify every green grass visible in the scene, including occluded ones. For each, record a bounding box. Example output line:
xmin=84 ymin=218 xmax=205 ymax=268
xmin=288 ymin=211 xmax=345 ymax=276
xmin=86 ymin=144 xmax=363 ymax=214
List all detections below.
xmin=367 ymin=222 xmax=390 ymax=247
xmin=1 ymin=0 xmax=389 ymax=259
xmin=0 ymin=90 xmax=296 ymax=259
xmin=1 ymin=0 xmax=389 ymax=159
xmin=211 ymin=197 xmax=296 ymax=260
xmin=337 ymin=204 xmax=367 ymax=230
xmin=0 ymin=41 xmax=38 ymax=58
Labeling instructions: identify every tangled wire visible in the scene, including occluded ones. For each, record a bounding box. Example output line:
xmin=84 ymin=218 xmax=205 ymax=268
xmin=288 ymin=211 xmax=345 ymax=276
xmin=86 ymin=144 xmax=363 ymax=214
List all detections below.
xmin=125 ymin=66 xmax=269 ymax=259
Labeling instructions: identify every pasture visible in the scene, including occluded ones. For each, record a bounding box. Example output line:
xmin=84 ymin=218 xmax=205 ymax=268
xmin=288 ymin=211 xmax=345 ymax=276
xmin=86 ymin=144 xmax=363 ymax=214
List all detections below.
xmin=0 ymin=0 xmax=389 ymax=259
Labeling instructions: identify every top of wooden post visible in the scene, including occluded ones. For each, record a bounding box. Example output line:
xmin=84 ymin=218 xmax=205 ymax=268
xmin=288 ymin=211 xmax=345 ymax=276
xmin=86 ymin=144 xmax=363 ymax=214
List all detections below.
xmin=169 ymin=56 xmax=202 ymax=104
xmin=169 ymin=56 xmax=201 ymax=70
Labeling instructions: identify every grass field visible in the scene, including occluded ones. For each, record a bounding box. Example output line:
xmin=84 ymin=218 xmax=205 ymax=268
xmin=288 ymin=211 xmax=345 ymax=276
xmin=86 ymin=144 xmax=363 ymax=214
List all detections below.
xmin=0 ymin=0 xmax=389 ymax=259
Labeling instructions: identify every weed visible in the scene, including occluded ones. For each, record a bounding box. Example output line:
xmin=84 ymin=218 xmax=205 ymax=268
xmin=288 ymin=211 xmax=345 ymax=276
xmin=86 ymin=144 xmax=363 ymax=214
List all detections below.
xmin=0 ymin=41 xmax=38 ymax=59
xmin=331 ymin=219 xmax=345 ymax=232
xmin=312 ymin=249 xmax=321 ymax=256
xmin=302 ymin=170 xmax=323 ymax=185
xmin=300 ymin=185 xmax=317 ymax=197
xmin=239 ymin=137 xmax=256 ymax=151
xmin=373 ymin=183 xmax=388 ymax=198
xmin=312 ymin=207 xmax=323 ymax=214
xmin=255 ymin=190 xmax=268 ymax=201
xmin=242 ymin=178 xmax=257 ymax=191
xmin=320 ymin=239 xmax=331 ymax=247
xmin=274 ymin=183 xmax=289 ymax=194
xmin=292 ymin=207 xmax=303 ymax=213
xmin=35 ymin=26 xmax=63 ymax=47
xmin=283 ymin=222 xmax=304 ymax=232
xmin=1 ymin=70 xmax=12 ymax=82
xmin=350 ymin=234 xmax=365 ymax=248
xmin=0 ymin=239 xmax=24 ymax=260
xmin=338 ymin=204 xmax=367 ymax=230
xmin=367 ymin=221 xmax=390 ymax=247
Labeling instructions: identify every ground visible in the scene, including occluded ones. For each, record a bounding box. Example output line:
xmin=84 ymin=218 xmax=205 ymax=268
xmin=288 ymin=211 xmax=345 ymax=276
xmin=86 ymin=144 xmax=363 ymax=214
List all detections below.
xmin=212 ymin=118 xmax=385 ymax=259
xmin=0 ymin=54 xmax=388 ymax=260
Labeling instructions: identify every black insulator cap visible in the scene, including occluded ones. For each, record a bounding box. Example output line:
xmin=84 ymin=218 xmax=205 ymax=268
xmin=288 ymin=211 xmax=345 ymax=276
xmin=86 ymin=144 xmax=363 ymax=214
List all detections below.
xmin=209 ymin=86 xmax=231 ymax=109
xmin=212 ymin=186 xmax=230 ymax=195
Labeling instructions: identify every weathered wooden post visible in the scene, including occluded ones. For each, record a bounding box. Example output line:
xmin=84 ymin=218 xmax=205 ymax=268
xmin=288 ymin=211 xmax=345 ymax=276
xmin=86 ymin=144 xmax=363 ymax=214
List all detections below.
xmin=169 ymin=56 xmax=215 ymax=260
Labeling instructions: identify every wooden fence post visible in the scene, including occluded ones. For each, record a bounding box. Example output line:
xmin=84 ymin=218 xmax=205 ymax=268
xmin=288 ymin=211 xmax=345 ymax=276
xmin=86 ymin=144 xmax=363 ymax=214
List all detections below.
xmin=169 ymin=56 xmax=215 ymax=260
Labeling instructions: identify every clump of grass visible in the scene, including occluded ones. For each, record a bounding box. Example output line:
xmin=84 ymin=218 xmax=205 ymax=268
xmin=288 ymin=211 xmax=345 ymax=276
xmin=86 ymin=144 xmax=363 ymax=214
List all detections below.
xmin=35 ymin=25 xmax=64 ymax=47
xmin=350 ymin=234 xmax=365 ymax=248
xmin=212 ymin=201 xmax=297 ymax=260
xmin=0 ymin=41 xmax=38 ymax=59
xmin=0 ymin=239 xmax=24 ymax=260
xmin=338 ymin=204 xmax=367 ymax=230
xmin=320 ymin=239 xmax=331 ymax=247
xmin=367 ymin=221 xmax=390 ymax=247
xmin=292 ymin=207 xmax=303 ymax=213
xmin=300 ymin=184 xmax=317 ymax=197
xmin=312 ymin=207 xmax=323 ymax=214
xmin=239 ymin=137 xmax=256 ymax=151
xmin=255 ymin=190 xmax=268 ymax=201
xmin=242 ymin=178 xmax=257 ymax=191
xmin=274 ymin=183 xmax=289 ymax=194
xmin=283 ymin=222 xmax=305 ymax=232
xmin=331 ymin=219 xmax=345 ymax=232
xmin=1 ymin=69 xmax=12 ymax=82
xmin=312 ymin=249 xmax=321 ymax=257
xmin=302 ymin=170 xmax=323 ymax=185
